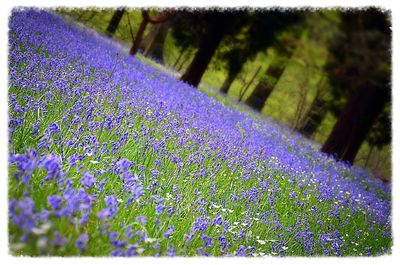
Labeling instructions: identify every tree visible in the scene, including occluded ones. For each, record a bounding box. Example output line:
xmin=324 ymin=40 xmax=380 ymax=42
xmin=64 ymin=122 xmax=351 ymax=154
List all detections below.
xmin=129 ymin=10 xmax=174 ymax=56
xmin=106 ymin=8 xmax=125 ymax=37
xmin=219 ymin=10 xmax=302 ymax=94
xmin=294 ymin=11 xmax=341 ymax=137
xmin=244 ymin=32 xmax=300 ymax=111
xmin=139 ymin=21 xmax=170 ymax=63
xmin=321 ymin=8 xmax=391 ymax=164
xmin=178 ymin=10 xmax=247 ymax=87
xmin=297 ymin=75 xmax=329 ymax=137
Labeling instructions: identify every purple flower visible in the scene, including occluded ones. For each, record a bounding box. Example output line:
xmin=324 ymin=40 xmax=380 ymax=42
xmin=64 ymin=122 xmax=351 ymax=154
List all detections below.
xmin=98 ymin=178 xmax=108 ymax=191
xmin=116 ymin=158 xmax=131 ymax=172
xmin=365 ymin=247 xmax=371 ymax=257
xmin=130 ymin=183 xmax=145 ymax=200
xmin=9 ymin=197 xmax=36 ymax=231
xmin=68 ymin=153 xmax=80 ymax=168
xmin=165 ymin=244 xmax=176 ymax=257
xmin=52 ymin=231 xmax=69 ymax=248
xmin=125 ymin=245 xmax=137 ymax=256
xmin=10 ymin=148 xmax=37 ymax=183
xmin=201 ymin=234 xmax=214 ymax=248
xmin=97 ymin=196 xmax=118 ymax=219
xmin=197 ymin=247 xmax=211 ymax=256
xmin=124 ymin=225 xmax=133 ymax=239
xmin=236 ymin=245 xmax=246 ymax=256
xmin=109 ymin=231 xmax=126 ymax=248
xmin=48 ymin=122 xmax=61 ymax=134
xmin=110 ymin=248 xmax=124 ymax=256
xmin=136 ymin=215 xmax=147 ymax=225
xmin=212 ymin=215 xmax=223 ymax=226
xmin=40 ymin=153 xmax=61 ymax=181
xmin=79 ymin=212 xmax=90 ymax=225
xmin=81 ymin=171 xmax=95 ymax=188
xmin=155 ymin=204 xmax=166 ymax=215
xmin=163 ymin=225 xmax=174 ymax=239
xmin=47 ymin=195 xmax=63 ymax=211
xmin=75 ymin=233 xmax=89 ymax=251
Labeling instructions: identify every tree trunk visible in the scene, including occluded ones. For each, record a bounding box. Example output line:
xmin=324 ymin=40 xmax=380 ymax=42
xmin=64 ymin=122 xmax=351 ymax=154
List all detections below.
xmin=129 ymin=13 xmax=150 ymax=56
xmin=238 ymin=65 xmax=262 ymax=102
xmin=180 ymin=26 xmax=226 ymax=87
xmin=321 ymin=85 xmax=389 ymax=164
xmin=139 ymin=23 xmax=159 ymax=51
xmin=142 ymin=22 xmax=170 ymax=63
xmin=220 ymin=71 xmax=239 ymax=94
xmin=173 ymin=46 xmax=188 ymax=69
xmin=130 ymin=10 xmax=174 ymax=57
xmin=244 ymin=63 xmax=287 ymax=112
xmin=106 ymin=8 xmax=125 ymax=37
xmin=298 ymin=97 xmax=327 ymax=138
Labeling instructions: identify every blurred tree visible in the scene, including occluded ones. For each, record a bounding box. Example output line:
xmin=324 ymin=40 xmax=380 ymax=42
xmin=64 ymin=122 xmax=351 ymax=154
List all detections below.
xmin=106 ymin=8 xmax=125 ymax=37
xmin=321 ymin=8 xmax=391 ymax=164
xmin=245 ymin=31 xmax=301 ymax=111
xmin=297 ymin=75 xmax=329 ymax=137
xmin=129 ymin=9 xmax=174 ymax=56
xmin=139 ymin=21 xmax=170 ymax=63
xmin=172 ymin=10 xmax=248 ymax=87
xmin=294 ymin=11 xmax=340 ymax=137
xmin=220 ymin=10 xmax=302 ymax=94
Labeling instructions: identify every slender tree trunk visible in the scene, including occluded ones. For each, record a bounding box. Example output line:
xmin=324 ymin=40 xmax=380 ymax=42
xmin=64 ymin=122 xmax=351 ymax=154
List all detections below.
xmin=141 ymin=22 xmax=170 ymax=63
xmin=220 ymin=71 xmax=239 ymax=94
xmin=130 ymin=10 xmax=174 ymax=57
xmin=180 ymin=26 xmax=226 ymax=87
xmin=238 ymin=65 xmax=262 ymax=102
xmin=364 ymin=145 xmax=374 ymax=167
xmin=244 ymin=63 xmax=287 ymax=112
xmin=177 ymin=52 xmax=190 ymax=71
xmin=129 ymin=12 xmax=150 ymax=56
xmin=321 ymin=85 xmax=389 ymax=164
xmin=298 ymin=97 xmax=327 ymax=138
xmin=106 ymin=8 xmax=125 ymax=37
xmin=173 ymin=46 xmax=188 ymax=69
xmin=139 ymin=23 xmax=159 ymax=51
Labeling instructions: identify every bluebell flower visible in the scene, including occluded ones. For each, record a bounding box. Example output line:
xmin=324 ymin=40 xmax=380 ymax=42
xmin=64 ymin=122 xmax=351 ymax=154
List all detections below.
xmin=52 ymin=231 xmax=69 ymax=248
xmin=201 ymin=234 xmax=214 ymax=248
xmin=49 ymin=122 xmax=61 ymax=135
xmin=163 ymin=225 xmax=174 ymax=239
xmin=155 ymin=204 xmax=166 ymax=215
xmin=81 ymin=171 xmax=95 ymax=188
xmin=136 ymin=215 xmax=147 ymax=225
xmin=165 ymin=244 xmax=176 ymax=257
xmin=10 ymin=148 xmax=37 ymax=183
xmin=97 ymin=178 xmax=108 ymax=191
xmin=40 ymin=153 xmax=61 ymax=181
xmin=97 ymin=196 xmax=118 ymax=219
xmin=79 ymin=212 xmax=90 ymax=225
xmin=68 ymin=153 xmax=80 ymax=168
xmin=75 ymin=233 xmax=88 ymax=251
xmin=212 ymin=215 xmax=223 ymax=226
xmin=116 ymin=158 xmax=131 ymax=172
xmin=47 ymin=195 xmax=63 ymax=211
xmin=110 ymin=248 xmax=124 ymax=256
xmin=125 ymin=245 xmax=137 ymax=256
xmin=124 ymin=225 xmax=133 ymax=239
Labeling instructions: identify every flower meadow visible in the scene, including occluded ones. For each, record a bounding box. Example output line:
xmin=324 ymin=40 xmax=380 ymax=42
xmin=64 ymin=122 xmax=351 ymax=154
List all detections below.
xmin=8 ymin=9 xmax=391 ymax=257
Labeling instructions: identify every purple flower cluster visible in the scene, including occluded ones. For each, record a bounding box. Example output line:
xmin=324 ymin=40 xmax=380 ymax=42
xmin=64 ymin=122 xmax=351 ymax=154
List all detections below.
xmin=98 ymin=196 xmax=118 ymax=219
